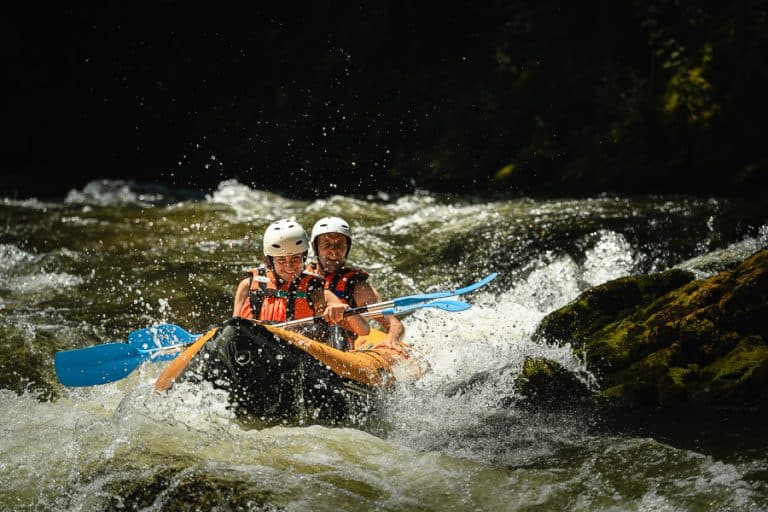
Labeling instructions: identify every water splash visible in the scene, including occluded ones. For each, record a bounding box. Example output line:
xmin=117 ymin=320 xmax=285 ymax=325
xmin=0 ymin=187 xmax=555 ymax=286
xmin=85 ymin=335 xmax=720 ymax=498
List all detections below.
xmin=2 ymin=183 xmax=768 ymax=510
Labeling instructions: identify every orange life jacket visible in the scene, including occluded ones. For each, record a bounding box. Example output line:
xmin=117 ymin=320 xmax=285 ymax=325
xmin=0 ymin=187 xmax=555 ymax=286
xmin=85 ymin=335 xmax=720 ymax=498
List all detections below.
xmin=304 ymin=263 xmax=370 ymax=349
xmin=305 ymin=262 xmax=369 ymax=308
xmin=239 ymin=267 xmax=321 ymax=322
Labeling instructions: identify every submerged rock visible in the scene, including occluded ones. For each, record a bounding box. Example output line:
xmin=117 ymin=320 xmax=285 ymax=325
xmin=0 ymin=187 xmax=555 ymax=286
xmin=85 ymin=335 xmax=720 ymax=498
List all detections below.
xmin=530 ymin=248 xmax=768 ymax=411
xmin=442 ymin=357 xmax=593 ymax=412
xmin=514 ymin=357 xmax=593 ymax=411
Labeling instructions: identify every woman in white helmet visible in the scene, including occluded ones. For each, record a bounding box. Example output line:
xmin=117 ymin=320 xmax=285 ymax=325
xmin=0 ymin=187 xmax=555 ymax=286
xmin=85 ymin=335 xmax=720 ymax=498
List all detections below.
xmin=308 ymin=216 xmax=405 ymax=350
xmin=232 ymin=219 xmax=369 ymax=339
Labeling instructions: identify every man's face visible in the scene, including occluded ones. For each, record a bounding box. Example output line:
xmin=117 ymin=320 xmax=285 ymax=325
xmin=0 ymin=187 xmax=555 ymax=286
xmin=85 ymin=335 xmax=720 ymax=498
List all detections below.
xmin=316 ymin=233 xmax=348 ymax=273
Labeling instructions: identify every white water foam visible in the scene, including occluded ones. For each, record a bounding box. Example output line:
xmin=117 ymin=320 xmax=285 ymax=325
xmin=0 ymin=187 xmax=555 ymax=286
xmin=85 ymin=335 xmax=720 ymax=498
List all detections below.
xmin=64 ymin=179 xmax=162 ymax=207
xmin=206 ymin=179 xmax=308 ymax=223
xmin=582 ymin=230 xmax=642 ymax=287
xmin=677 ymin=223 xmax=768 ymax=278
xmin=381 ymin=233 xmax=642 ymax=459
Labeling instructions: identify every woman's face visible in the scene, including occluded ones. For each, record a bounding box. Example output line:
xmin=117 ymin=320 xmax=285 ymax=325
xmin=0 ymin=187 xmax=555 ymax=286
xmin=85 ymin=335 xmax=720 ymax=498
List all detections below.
xmin=272 ymin=253 xmax=304 ymax=281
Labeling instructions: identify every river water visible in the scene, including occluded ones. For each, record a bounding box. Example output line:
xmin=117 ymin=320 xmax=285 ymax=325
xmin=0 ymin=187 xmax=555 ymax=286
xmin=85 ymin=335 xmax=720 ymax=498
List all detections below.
xmin=1 ymin=179 xmax=767 ymax=511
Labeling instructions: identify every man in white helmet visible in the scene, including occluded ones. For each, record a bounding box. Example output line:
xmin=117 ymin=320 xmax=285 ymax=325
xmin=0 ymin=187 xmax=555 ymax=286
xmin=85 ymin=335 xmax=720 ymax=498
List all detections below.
xmin=308 ymin=216 xmax=405 ymax=350
xmin=232 ymin=219 xmax=369 ymax=340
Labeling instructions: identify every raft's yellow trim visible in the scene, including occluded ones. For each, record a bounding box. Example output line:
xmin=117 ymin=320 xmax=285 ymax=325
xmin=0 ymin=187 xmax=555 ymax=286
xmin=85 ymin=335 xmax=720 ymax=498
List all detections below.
xmin=154 ymin=323 xmax=420 ymax=392
xmin=263 ymin=325 xmax=405 ymax=387
xmin=154 ymin=327 xmax=219 ymax=393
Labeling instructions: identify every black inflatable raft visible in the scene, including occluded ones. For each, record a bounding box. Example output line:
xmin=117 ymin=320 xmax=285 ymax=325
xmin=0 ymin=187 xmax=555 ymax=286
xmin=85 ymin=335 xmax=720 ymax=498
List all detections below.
xmin=180 ymin=317 xmax=380 ymax=426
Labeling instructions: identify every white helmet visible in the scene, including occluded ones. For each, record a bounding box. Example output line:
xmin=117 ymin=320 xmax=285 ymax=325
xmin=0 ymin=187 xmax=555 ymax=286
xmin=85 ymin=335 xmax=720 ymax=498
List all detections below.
xmin=263 ymin=219 xmax=309 ymax=257
xmin=310 ymin=216 xmax=352 ymax=257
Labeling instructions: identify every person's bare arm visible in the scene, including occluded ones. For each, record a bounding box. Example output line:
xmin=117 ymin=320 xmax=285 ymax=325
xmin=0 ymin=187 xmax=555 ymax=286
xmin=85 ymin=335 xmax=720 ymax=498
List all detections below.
xmin=353 ymin=282 xmax=405 ymax=344
xmin=321 ymin=289 xmax=370 ymax=336
xmin=232 ymin=277 xmax=251 ymax=317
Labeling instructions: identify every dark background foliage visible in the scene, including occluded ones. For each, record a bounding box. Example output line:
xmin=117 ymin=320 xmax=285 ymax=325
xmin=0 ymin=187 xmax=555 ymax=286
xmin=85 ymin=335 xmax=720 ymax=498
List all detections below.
xmin=3 ymin=2 xmax=767 ymax=199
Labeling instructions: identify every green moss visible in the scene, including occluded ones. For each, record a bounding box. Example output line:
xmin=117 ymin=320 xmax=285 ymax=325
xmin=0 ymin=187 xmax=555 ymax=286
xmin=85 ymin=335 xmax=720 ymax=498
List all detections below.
xmin=516 ymin=357 xmax=592 ymax=410
xmin=534 ymin=268 xmax=694 ymax=347
xmin=602 ymin=346 xmax=672 ymax=388
xmin=522 ymin=357 xmax=556 ymax=378
xmin=538 ymin=249 xmax=768 ymax=410
xmin=668 ymin=365 xmax=699 ymax=387
xmin=601 ymin=384 xmax=624 ymax=401
xmin=577 ymin=319 xmax=637 ymax=374
xmin=702 ymin=337 xmax=768 ymax=384
xmin=494 ymin=163 xmax=515 ymax=181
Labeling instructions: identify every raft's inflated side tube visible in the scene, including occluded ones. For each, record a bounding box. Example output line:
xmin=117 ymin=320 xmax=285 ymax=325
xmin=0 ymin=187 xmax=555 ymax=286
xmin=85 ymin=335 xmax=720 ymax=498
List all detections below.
xmin=181 ymin=317 xmax=376 ymax=424
xmin=264 ymin=324 xmax=399 ymax=387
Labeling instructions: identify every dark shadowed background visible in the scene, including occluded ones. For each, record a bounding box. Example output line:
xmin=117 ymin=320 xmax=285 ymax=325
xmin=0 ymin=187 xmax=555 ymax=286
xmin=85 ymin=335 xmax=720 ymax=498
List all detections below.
xmin=3 ymin=2 xmax=767 ymax=200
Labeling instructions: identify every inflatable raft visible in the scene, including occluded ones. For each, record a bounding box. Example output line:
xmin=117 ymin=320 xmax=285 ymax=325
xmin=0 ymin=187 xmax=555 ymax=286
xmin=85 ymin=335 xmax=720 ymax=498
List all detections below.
xmin=175 ymin=317 xmax=423 ymax=425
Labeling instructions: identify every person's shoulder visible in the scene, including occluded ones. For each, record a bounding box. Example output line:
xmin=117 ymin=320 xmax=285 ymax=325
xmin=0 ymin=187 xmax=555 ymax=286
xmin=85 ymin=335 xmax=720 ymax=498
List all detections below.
xmin=239 ymin=265 xmax=269 ymax=285
xmin=301 ymin=270 xmax=324 ymax=286
xmin=242 ymin=263 xmax=268 ymax=275
xmin=236 ymin=276 xmax=251 ymax=293
xmin=345 ymin=266 xmax=370 ymax=281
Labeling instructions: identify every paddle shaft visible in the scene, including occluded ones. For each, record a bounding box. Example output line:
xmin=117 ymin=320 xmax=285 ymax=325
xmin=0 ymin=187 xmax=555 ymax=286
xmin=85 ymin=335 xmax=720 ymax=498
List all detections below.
xmin=279 ymin=273 xmax=496 ymax=328
xmin=148 ymin=300 xmax=468 ymax=357
xmin=259 ymin=299 xmax=468 ymax=328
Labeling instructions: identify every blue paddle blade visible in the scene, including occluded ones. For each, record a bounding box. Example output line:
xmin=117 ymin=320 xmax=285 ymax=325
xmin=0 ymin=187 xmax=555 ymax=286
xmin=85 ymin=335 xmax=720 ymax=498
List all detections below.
xmin=128 ymin=324 xmax=199 ymax=350
xmin=380 ymin=299 xmax=471 ymax=316
xmin=392 ymin=272 xmax=497 ymax=307
xmin=54 ymin=325 xmax=202 ymax=387
xmin=54 ymin=343 xmax=145 ymax=387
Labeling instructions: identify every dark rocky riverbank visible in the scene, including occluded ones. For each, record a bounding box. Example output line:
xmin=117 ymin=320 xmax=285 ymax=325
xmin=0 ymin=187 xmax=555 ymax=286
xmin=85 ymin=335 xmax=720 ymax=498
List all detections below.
xmin=520 ymin=248 xmax=768 ymax=412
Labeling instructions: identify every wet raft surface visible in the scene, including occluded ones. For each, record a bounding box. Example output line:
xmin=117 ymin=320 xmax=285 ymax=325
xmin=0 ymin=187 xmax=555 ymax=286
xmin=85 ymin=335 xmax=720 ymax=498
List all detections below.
xmin=181 ymin=318 xmax=379 ymax=425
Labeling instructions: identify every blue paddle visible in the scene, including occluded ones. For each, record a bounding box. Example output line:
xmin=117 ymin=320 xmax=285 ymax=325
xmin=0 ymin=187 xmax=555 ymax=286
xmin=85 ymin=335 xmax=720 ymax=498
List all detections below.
xmin=125 ymin=298 xmax=471 ymax=348
xmin=54 ymin=299 xmax=472 ymax=387
xmin=277 ymin=297 xmax=472 ymax=328
xmin=54 ymin=324 xmax=198 ymax=387
xmin=386 ymin=272 xmax=497 ymax=308
xmin=275 ymin=272 xmax=496 ymax=328
xmin=127 ymin=323 xmax=199 ymax=351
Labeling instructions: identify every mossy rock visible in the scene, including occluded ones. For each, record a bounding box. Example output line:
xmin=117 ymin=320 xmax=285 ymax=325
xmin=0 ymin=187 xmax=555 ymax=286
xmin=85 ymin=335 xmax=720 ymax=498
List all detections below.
xmin=533 ymin=268 xmax=694 ymax=347
xmin=514 ymin=357 xmax=592 ymax=411
xmin=697 ymin=336 xmax=768 ymax=405
xmin=0 ymin=327 xmax=60 ymax=401
xmin=532 ymin=248 xmax=768 ymax=411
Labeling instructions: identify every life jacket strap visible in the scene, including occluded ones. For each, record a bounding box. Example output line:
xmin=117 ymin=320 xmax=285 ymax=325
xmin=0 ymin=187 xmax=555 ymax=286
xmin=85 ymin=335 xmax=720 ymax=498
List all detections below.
xmin=248 ymin=269 xmax=315 ymax=321
xmin=248 ymin=267 xmax=268 ymax=319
